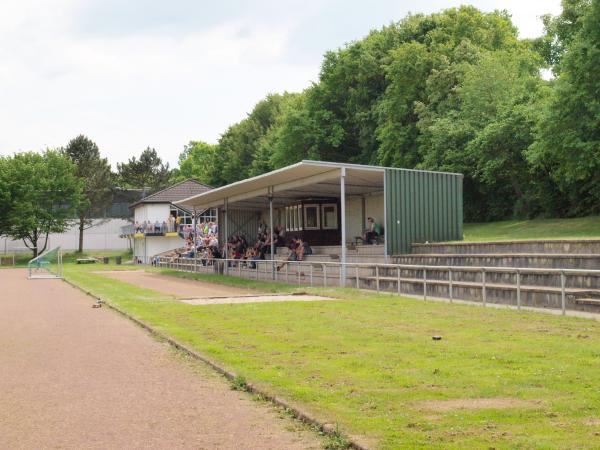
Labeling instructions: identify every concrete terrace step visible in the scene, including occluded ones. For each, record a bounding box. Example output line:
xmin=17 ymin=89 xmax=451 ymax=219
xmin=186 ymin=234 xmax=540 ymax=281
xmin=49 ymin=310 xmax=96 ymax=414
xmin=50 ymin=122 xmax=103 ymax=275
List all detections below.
xmin=359 ymin=275 xmax=600 ymax=296
xmin=411 ymin=239 xmax=600 ymax=255
xmin=392 ymin=253 xmax=600 ymax=270
xmin=356 ymin=275 xmax=600 ymax=313
xmin=575 ymin=298 xmax=600 ymax=306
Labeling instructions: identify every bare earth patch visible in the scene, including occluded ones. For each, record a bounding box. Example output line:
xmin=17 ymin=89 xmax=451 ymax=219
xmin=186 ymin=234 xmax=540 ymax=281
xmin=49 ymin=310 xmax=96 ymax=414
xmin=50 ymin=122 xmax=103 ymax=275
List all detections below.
xmin=97 ymin=270 xmax=335 ymax=305
xmin=418 ymin=397 xmax=538 ymax=412
xmin=97 ymin=269 xmax=257 ymax=298
xmin=181 ymin=293 xmax=334 ymax=305
xmin=583 ymin=418 xmax=600 ymax=426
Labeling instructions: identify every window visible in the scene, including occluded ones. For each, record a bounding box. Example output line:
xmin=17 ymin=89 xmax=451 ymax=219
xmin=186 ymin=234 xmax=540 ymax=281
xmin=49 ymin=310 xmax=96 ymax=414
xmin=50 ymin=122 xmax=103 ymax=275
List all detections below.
xmin=198 ymin=208 xmax=217 ymax=223
xmin=170 ymin=205 xmax=192 ymax=224
xmin=296 ymin=205 xmax=303 ymax=231
xmin=321 ymin=204 xmax=338 ymax=229
xmin=286 ymin=206 xmax=294 ymax=231
xmin=303 ymin=204 xmax=320 ymax=229
xmin=292 ymin=205 xmax=297 ymax=231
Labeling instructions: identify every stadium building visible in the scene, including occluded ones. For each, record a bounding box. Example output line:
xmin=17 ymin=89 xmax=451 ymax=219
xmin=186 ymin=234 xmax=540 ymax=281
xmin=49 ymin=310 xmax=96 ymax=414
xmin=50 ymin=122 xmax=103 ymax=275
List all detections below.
xmin=122 ymin=179 xmax=215 ymax=264
xmin=177 ymin=160 xmax=463 ymax=270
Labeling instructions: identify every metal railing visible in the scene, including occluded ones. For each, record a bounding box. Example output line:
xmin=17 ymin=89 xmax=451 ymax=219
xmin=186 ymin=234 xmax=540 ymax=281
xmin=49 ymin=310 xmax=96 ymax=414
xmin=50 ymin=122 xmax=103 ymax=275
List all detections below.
xmin=154 ymin=256 xmax=600 ymax=316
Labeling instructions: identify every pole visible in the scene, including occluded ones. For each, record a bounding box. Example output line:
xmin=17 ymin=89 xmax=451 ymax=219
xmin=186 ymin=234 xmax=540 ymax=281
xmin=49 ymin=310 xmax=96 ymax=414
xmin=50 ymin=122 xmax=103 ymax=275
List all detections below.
xmin=482 ymin=268 xmax=486 ymax=307
xmin=516 ymin=270 xmax=521 ymax=310
xmin=223 ymin=198 xmax=228 ymax=275
xmin=193 ymin=207 xmax=197 ymax=270
xmin=340 ymin=167 xmax=347 ymax=286
xmin=561 ymin=271 xmax=566 ymax=316
xmin=269 ymin=189 xmax=275 ymax=280
xmin=448 ymin=268 xmax=453 ymax=303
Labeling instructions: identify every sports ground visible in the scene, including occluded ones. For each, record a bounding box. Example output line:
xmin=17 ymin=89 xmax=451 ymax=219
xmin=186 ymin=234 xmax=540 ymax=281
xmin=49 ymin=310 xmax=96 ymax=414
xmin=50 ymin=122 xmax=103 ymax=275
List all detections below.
xmin=0 ymin=268 xmax=322 ymax=450
xmin=4 ymin=262 xmax=600 ymax=449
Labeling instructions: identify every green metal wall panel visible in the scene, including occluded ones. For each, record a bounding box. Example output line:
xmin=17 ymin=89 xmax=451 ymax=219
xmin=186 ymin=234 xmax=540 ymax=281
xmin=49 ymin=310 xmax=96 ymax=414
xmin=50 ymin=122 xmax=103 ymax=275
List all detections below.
xmin=385 ymin=169 xmax=463 ymax=254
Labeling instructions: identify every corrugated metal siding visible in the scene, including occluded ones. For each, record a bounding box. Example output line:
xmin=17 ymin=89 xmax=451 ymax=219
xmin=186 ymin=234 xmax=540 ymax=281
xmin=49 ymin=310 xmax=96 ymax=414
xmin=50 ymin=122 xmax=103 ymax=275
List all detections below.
xmin=218 ymin=208 xmax=262 ymax=245
xmin=385 ymin=169 xmax=463 ymax=254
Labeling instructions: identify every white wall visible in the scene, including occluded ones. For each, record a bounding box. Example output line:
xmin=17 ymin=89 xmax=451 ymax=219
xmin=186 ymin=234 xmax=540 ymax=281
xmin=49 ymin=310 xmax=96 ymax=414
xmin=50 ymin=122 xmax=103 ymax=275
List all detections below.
xmin=345 ymin=197 xmax=363 ymax=240
xmin=134 ymin=204 xmax=171 ymax=224
xmin=134 ymin=235 xmax=185 ymax=264
xmin=365 ymin=194 xmax=384 ymax=228
xmin=1 ymin=218 xmax=130 ymax=253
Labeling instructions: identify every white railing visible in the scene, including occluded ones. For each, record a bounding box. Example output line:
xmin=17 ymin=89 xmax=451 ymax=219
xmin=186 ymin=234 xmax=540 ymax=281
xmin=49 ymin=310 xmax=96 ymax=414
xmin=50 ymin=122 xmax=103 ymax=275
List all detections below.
xmin=154 ymin=256 xmax=600 ymax=316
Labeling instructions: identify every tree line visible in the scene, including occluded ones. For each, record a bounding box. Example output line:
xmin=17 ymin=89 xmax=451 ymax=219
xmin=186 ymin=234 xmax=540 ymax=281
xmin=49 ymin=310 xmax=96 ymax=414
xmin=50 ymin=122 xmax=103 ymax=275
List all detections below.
xmin=0 ymin=139 xmax=172 ymax=256
xmin=173 ymin=1 xmax=599 ymax=222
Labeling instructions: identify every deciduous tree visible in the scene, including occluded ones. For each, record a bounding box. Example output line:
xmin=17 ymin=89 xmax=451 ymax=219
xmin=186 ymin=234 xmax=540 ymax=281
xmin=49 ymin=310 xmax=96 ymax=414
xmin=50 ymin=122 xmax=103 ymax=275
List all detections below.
xmin=1 ymin=150 xmax=83 ymax=257
xmin=64 ymin=135 xmax=112 ymax=253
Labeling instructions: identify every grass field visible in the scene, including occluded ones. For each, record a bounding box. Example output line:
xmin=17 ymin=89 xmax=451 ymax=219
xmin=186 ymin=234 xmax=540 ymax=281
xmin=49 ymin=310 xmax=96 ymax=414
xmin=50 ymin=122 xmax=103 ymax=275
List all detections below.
xmin=463 ymin=216 xmax=600 ymax=242
xmin=63 ymin=264 xmax=600 ymax=449
xmin=0 ymin=249 xmax=132 ymax=268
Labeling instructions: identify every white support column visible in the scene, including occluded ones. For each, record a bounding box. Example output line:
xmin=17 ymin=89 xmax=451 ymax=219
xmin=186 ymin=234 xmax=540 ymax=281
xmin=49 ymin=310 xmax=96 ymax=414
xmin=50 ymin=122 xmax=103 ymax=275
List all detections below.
xmin=192 ymin=207 xmax=197 ymax=255
xmin=340 ymin=167 xmax=347 ymax=287
xmin=269 ymin=187 xmax=275 ymax=280
xmin=383 ymin=170 xmax=388 ymax=260
xmin=224 ymin=198 xmax=229 ymax=275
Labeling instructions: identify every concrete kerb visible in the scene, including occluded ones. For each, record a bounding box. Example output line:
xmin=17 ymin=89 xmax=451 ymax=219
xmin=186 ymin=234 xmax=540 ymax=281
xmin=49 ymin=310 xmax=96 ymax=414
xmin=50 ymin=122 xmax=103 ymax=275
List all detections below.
xmin=62 ymin=278 xmax=368 ymax=450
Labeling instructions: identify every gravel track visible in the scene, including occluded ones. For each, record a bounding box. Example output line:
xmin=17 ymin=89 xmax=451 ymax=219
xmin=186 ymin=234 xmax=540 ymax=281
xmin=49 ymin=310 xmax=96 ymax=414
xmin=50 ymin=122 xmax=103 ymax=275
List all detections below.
xmin=0 ymin=269 xmax=321 ymax=449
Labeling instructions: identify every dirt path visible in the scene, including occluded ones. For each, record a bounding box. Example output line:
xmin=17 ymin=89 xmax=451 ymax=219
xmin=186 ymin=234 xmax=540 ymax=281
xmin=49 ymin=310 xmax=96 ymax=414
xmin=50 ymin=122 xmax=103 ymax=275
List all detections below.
xmin=0 ymin=269 xmax=321 ymax=449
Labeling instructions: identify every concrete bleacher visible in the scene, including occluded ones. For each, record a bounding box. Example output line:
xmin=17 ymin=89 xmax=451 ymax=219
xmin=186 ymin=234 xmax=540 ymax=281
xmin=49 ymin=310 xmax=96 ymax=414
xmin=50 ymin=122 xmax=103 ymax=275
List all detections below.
xmin=380 ymin=240 xmax=600 ymax=313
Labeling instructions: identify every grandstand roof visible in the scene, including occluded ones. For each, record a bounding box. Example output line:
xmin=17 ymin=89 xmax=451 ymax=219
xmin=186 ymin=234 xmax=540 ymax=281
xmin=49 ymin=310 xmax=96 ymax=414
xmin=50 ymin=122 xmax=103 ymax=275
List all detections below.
xmin=175 ymin=160 xmax=389 ymax=210
xmin=129 ymin=179 xmax=212 ymax=210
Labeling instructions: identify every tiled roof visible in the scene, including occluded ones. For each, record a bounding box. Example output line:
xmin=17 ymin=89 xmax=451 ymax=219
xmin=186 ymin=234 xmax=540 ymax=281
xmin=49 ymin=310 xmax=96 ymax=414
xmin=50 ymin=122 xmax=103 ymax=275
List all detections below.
xmin=129 ymin=179 xmax=212 ymax=210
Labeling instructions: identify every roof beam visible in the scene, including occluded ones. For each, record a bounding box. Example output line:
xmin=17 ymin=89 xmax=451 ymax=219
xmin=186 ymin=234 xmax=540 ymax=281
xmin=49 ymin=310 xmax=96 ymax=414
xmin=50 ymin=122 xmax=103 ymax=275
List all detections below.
xmin=272 ymin=169 xmax=341 ymax=194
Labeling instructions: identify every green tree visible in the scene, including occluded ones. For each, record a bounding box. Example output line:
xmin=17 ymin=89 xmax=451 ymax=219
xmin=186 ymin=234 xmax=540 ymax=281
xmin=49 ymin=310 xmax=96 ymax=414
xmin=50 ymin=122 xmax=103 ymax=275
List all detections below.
xmin=417 ymin=47 xmax=547 ymax=220
xmin=117 ymin=147 xmax=171 ymax=192
xmin=1 ymin=150 xmax=83 ymax=257
xmin=173 ymin=141 xmax=220 ymax=186
xmin=0 ymin=157 xmax=9 ymax=236
xmin=64 ymin=135 xmax=113 ymax=253
xmin=217 ymin=93 xmax=292 ymax=184
xmin=529 ymin=0 xmax=600 ymax=215
xmin=536 ymin=0 xmax=591 ymax=71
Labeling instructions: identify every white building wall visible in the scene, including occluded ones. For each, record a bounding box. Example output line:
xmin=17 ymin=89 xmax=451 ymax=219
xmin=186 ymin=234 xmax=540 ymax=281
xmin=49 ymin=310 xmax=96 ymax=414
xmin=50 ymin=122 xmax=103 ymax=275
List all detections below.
xmin=134 ymin=204 xmax=171 ymax=224
xmin=1 ymin=218 xmax=130 ymax=253
xmin=345 ymin=197 xmax=363 ymax=241
xmin=134 ymin=236 xmax=185 ymax=264
xmin=365 ymin=194 xmax=384 ymax=229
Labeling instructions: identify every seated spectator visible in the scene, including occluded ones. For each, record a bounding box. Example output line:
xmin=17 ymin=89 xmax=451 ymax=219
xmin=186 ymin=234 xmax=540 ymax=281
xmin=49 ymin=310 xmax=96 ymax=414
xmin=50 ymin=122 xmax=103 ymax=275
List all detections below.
xmin=362 ymin=217 xmax=381 ymax=245
xmin=276 ymin=237 xmax=304 ymax=271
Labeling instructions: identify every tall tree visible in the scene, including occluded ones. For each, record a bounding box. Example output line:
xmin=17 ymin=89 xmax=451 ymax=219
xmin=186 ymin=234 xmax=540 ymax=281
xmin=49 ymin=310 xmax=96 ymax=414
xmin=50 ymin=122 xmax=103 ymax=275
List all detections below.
xmin=64 ymin=135 xmax=113 ymax=253
xmin=529 ymin=0 xmax=600 ymax=215
xmin=1 ymin=150 xmax=83 ymax=257
xmin=0 ymin=157 xmax=9 ymax=237
xmin=536 ymin=0 xmax=591 ymax=72
xmin=117 ymin=147 xmax=171 ymax=192
xmin=172 ymin=141 xmax=220 ymax=186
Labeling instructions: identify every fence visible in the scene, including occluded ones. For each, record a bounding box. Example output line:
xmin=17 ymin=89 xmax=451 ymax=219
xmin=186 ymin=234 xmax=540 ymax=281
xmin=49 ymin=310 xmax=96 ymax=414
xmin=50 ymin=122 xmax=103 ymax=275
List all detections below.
xmin=155 ymin=256 xmax=600 ymax=316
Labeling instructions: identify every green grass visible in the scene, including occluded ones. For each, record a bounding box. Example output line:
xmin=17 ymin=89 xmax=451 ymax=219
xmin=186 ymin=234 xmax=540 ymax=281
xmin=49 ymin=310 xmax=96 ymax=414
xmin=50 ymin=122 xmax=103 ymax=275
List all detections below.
xmin=63 ymin=264 xmax=600 ymax=449
xmin=463 ymin=216 xmax=600 ymax=242
xmin=1 ymin=249 xmax=132 ymax=268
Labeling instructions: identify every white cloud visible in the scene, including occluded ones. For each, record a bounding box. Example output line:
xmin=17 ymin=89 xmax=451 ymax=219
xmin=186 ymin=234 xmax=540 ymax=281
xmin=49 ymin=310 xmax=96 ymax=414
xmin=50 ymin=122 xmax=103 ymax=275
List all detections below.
xmin=0 ymin=0 xmax=563 ymax=167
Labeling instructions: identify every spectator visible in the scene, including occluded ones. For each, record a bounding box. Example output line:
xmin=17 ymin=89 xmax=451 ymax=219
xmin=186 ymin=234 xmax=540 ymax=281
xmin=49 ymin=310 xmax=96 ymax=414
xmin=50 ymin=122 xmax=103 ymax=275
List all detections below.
xmin=362 ymin=217 xmax=381 ymax=245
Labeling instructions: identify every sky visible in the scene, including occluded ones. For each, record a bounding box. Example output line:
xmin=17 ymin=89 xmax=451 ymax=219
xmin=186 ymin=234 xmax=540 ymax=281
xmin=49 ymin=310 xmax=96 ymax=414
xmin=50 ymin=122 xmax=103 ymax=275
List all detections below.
xmin=0 ymin=0 xmax=562 ymax=168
